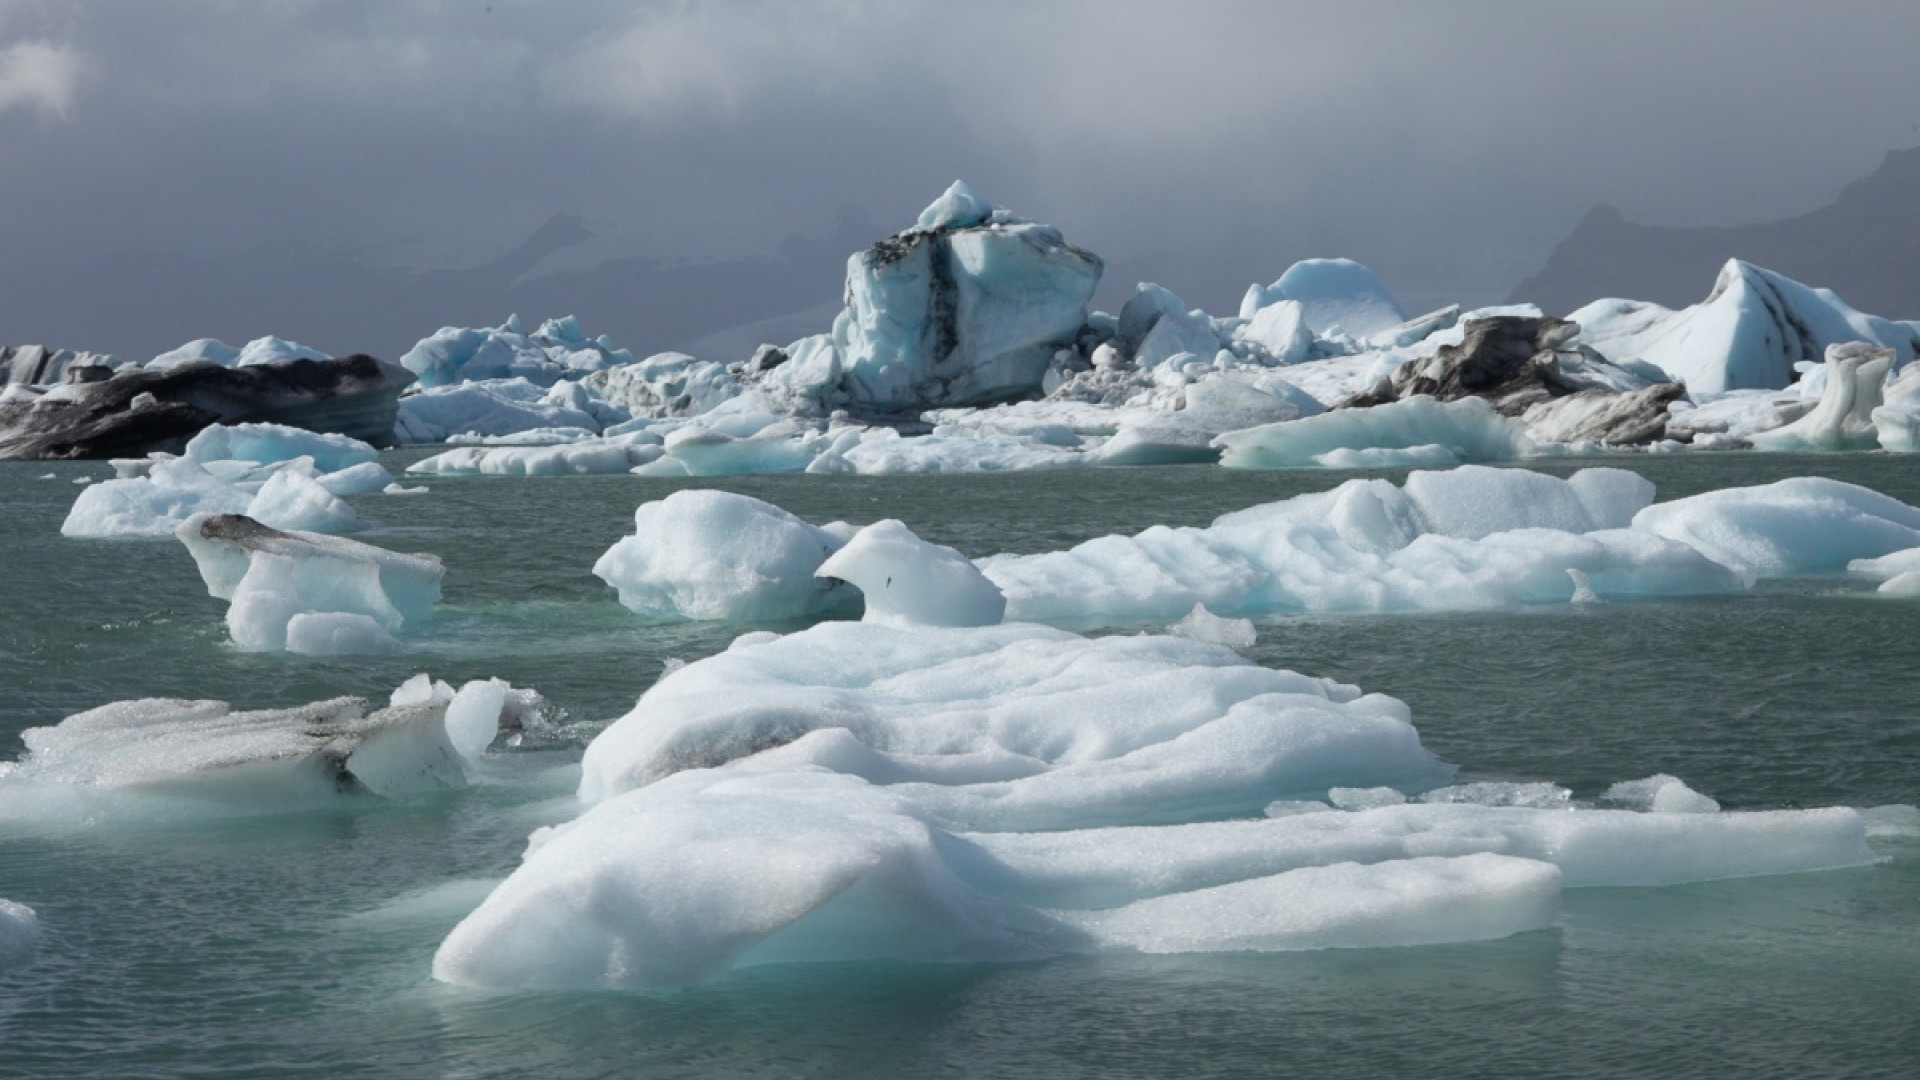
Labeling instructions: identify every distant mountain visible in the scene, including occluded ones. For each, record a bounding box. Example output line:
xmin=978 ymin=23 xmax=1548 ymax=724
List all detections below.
xmin=1510 ymin=147 xmax=1920 ymax=319
xmin=0 ymin=208 xmax=876 ymax=365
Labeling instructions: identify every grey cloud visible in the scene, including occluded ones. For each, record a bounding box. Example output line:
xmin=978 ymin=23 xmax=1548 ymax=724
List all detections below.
xmin=3 ymin=0 xmax=1918 ymax=360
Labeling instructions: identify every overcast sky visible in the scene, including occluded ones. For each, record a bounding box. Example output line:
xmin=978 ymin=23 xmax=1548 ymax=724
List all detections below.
xmin=4 ymin=0 xmax=1919 ymax=358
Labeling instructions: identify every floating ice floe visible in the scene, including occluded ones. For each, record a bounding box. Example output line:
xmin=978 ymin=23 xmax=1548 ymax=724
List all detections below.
xmin=588 ymin=466 xmax=1920 ymax=628
xmin=0 ymin=675 xmax=545 ymax=825
xmin=177 ymin=512 xmax=443 ymax=653
xmin=432 ymin=620 xmax=1879 ymax=990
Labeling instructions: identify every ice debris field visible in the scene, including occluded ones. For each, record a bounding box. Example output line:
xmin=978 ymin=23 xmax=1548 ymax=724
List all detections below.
xmin=12 ymin=439 xmax=1920 ymax=988
xmin=10 ymin=181 xmax=1920 ymax=478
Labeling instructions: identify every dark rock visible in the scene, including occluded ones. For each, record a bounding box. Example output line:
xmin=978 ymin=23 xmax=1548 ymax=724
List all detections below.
xmin=1347 ymin=316 xmax=1587 ymax=414
xmin=748 ymin=344 xmax=789 ymax=372
xmin=1344 ymin=314 xmax=1681 ymax=445
xmin=0 ymin=355 xmax=415 ymax=460
xmin=1521 ymin=383 xmax=1688 ymax=446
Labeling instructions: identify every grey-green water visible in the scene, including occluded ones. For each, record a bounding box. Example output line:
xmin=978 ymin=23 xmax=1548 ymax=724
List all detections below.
xmin=2 ymin=454 xmax=1917 ymax=1079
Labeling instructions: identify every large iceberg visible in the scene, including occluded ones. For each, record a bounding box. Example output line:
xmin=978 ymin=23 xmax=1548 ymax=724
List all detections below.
xmin=176 ymin=512 xmax=444 ymax=653
xmin=0 ymin=353 xmax=414 ymax=460
xmin=432 ymin=621 xmax=1876 ymax=990
xmin=1570 ymin=260 xmax=1920 ymax=396
xmin=774 ymin=180 xmax=1104 ymax=411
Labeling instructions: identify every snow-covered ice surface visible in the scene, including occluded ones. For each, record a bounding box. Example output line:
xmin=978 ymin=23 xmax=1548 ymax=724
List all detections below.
xmin=433 ymin=620 xmax=1876 ymax=990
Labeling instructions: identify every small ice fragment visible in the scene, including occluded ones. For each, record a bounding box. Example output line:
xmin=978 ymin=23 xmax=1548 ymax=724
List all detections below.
xmin=284 ymin=612 xmax=403 ymax=656
xmin=384 ymin=484 xmax=430 ymax=495
xmin=1878 ymin=571 xmax=1920 ymax=596
xmin=1567 ymin=569 xmax=1599 ymax=604
xmin=1166 ymin=603 xmax=1257 ymax=647
xmin=1417 ymin=782 xmax=1574 ymax=809
xmin=1329 ymin=786 xmax=1408 ymax=810
xmin=1860 ymin=804 xmax=1920 ymax=838
xmin=1604 ymin=774 xmax=1721 ymax=814
xmin=1263 ymin=799 xmax=1335 ymax=817
xmin=0 ymin=898 xmax=36 ymax=970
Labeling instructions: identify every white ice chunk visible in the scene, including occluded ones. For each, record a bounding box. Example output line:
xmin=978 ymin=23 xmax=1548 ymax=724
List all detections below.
xmin=1216 ymin=396 xmax=1542 ymax=469
xmin=1603 ymin=774 xmax=1721 ymax=814
xmin=1166 ymin=603 xmax=1256 ymax=647
xmin=434 ymin=618 xmax=1878 ymax=990
xmin=1871 ymin=358 xmax=1920 ymax=452
xmin=591 ymin=489 xmax=853 ymax=621
xmin=184 ymin=422 xmax=378 ymax=472
xmin=244 ymin=469 xmax=365 ymax=533
xmin=1242 ymin=259 xmax=1407 ymax=340
xmin=1632 ymin=477 xmax=1920 ymax=577
xmin=1062 ymin=854 xmax=1560 ymax=954
xmin=1748 ymin=344 xmax=1893 ymax=451
xmin=61 ymin=457 xmax=253 ymax=537
xmin=283 ymin=612 xmax=402 ymax=656
xmin=176 ymin=513 xmax=443 ymax=652
xmin=981 ymin=467 xmax=1740 ymax=625
xmin=1569 ymin=261 xmax=1918 ymax=395
xmin=814 ymin=519 xmax=1006 ymax=628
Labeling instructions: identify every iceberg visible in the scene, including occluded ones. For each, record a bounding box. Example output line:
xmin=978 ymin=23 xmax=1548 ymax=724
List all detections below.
xmin=592 ymin=490 xmax=855 ymax=622
xmin=1748 ymin=344 xmax=1894 ymax=452
xmin=1631 ymin=476 xmax=1920 ymax=577
xmin=783 ymin=181 xmax=1103 ymax=411
xmin=0 ymin=676 xmax=537 ymax=825
xmin=176 ymin=512 xmax=443 ymax=652
xmin=1215 ymin=396 xmax=1544 ymax=469
xmin=148 ymin=335 xmax=329 ymax=371
xmin=433 ymin=621 xmax=1874 ymax=990
xmin=0 ymin=353 xmax=414 ymax=460
xmin=399 ymin=314 xmax=633 ymax=389
xmin=1240 ymin=258 xmax=1408 ymax=341
xmin=63 ymin=448 xmax=372 ymax=538
xmin=393 ymin=377 xmax=614 ymax=445
xmin=183 ymin=421 xmax=378 ymax=472
xmin=983 ymin=465 xmax=1744 ymax=625
xmin=1871 ymin=356 xmax=1920 ymax=452
xmin=814 ymin=519 xmax=1006 ymax=628
xmin=1569 ymin=260 xmax=1920 ymax=395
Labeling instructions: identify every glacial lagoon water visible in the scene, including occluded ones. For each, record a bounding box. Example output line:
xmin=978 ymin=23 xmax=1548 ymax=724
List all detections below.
xmin=2 ymin=453 xmax=1917 ymax=1079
